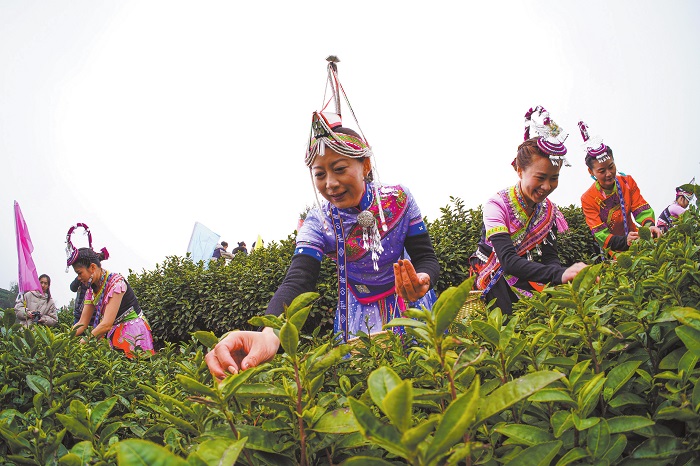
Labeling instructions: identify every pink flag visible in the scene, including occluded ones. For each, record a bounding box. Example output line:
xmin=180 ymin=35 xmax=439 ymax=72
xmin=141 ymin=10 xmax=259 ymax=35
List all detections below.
xmin=14 ymin=201 xmax=41 ymax=294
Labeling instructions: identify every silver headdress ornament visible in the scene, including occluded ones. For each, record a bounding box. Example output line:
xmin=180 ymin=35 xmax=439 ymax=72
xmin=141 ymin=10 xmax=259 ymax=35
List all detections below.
xmin=306 ymin=56 xmax=387 ymax=270
xmin=578 ymin=120 xmax=610 ymax=164
xmin=524 ymin=106 xmax=571 ymax=167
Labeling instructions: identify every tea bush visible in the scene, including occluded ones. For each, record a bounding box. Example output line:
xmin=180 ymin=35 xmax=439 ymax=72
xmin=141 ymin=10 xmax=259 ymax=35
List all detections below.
xmin=131 ymin=200 xmax=597 ymax=346
xmin=1 ymin=206 xmax=699 ymax=465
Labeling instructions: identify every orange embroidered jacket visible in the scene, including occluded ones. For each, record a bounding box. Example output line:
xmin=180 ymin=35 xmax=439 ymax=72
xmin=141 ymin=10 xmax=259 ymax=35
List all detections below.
xmin=581 ymin=174 xmax=655 ymax=252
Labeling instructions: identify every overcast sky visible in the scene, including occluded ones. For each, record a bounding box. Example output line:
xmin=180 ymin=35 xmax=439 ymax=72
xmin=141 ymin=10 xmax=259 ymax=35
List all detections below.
xmin=2 ymin=0 xmax=699 ymax=308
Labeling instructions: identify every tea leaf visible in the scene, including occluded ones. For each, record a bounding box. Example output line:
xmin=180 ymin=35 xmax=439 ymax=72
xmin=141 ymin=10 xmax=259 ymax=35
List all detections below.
xmin=348 ymin=397 xmax=407 ymax=458
xmin=113 ymin=439 xmax=188 ymax=465
xmin=383 ymin=379 xmax=413 ymax=433
xmin=383 ymin=317 xmax=427 ymax=329
xmin=603 ymin=360 xmax=641 ymax=401
xmin=601 ymin=434 xmax=627 ymax=462
xmin=401 ymin=416 xmax=438 ymax=451
xmin=58 ymin=454 xmax=82 ymax=466
xmin=56 ymin=414 xmax=93 ymax=440
xmin=527 ymin=389 xmax=575 ymax=404
xmin=507 ymin=440 xmax=562 ymax=465
xmin=670 ymin=307 xmax=700 ymax=331
xmin=471 ymin=321 xmax=500 ymax=348
xmin=69 ymin=440 xmax=95 ymax=463
xmin=55 ymin=372 xmax=85 ymax=386
xmin=219 ymin=366 xmax=264 ymax=402
xmin=285 ymin=292 xmax=319 ymax=319
xmin=90 ymin=396 xmax=118 ymax=432
xmin=368 ymin=366 xmax=402 ymax=413
xmin=26 ymin=374 xmax=49 ymax=396
xmin=176 ymin=375 xmax=217 ymax=398
xmin=434 ymin=277 xmax=474 ymax=336
xmin=311 ymin=408 xmax=360 ymax=433
xmin=191 ymin=437 xmax=247 ymax=466
xmin=343 ymin=458 xmax=394 ymax=465
xmin=279 ymin=321 xmax=299 ymax=357
xmin=675 ymin=325 xmax=700 ymax=356
xmin=495 ymin=424 xmax=554 ymax=446
xmin=475 ymin=371 xmax=564 ymax=424
xmin=192 ymin=331 xmax=219 ymax=349
xmin=587 ymin=419 xmax=610 ymax=458
xmin=606 ymin=415 xmax=655 ymax=433
xmin=288 ymin=305 xmax=312 ymax=332
xmin=425 ymin=377 xmax=480 ymax=463
xmin=554 ymin=447 xmax=587 ymax=466
xmin=630 ymin=436 xmax=685 ymax=459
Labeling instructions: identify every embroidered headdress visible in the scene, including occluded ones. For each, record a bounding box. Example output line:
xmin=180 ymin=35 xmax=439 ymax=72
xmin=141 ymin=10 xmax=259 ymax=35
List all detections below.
xmin=65 ymin=222 xmax=109 ymax=271
xmin=578 ymin=120 xmax=610 ymax=164
xmin=524 ymin=106 xmax=570 ymax=167
xmin=305 ymin=56 xmax=387 ymax=269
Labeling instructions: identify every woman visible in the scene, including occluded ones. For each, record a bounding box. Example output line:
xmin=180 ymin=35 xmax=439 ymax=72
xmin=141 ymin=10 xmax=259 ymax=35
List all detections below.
xmin=69 ymin=247 xmax=155 ymax=358
xmin=15 ymin=274 xmax=58 ymax=327
xmin=206 ymin=58 xmax=439 ymax=378
xmin=470 ymin=106 xmax=587 ymax=314
xmin=579 ymin=120 xmax=662 ymax=252
xmin=657 ymin=182 xmax=693 ymax=233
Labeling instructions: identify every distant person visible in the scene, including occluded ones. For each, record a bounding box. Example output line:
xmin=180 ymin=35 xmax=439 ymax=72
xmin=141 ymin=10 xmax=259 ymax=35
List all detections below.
xmin=657 ymin=182 xmax=693 ymax=233
xmin=212 ymin=241 xmax=235 ymax=260
xmin=15 ymin=274 xmax=58 ymax=327
xmin=231 ymin=241 xmax=248 ymax=255
xmin=69 ymin=246 xmax=155 ymax=359
xmin=70 ymin=276 xmax=91 ymax=325
xmin=579 ymin=121 xmax=661 ymax=253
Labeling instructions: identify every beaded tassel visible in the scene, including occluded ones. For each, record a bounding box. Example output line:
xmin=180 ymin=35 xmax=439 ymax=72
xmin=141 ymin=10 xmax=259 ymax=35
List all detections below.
xmin=357 ymin=210 xmax=384 ymax=271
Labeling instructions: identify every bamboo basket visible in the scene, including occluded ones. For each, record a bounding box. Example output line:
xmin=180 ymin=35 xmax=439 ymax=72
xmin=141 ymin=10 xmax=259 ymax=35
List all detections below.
xmin=455 ymin=291 xmax=486 ymax=324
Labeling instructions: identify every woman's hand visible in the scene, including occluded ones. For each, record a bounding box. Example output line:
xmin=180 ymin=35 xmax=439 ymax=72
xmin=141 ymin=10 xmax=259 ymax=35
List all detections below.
xmin=205 ymin=327 xmax=281 ymax=380
xmin=561 ymin=262 xmax=587 ymax=283
xmin=394 ymin=259 xmax=431 ymax=302
xmin=649 ymin=225 xmax=663 ymax=238
xmin=626 ymin=231 xmax=639 ymax=246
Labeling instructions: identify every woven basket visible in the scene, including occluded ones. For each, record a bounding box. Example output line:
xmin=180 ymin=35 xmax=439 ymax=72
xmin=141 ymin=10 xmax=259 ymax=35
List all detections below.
xmin=455 ymin=291 xmax=486 ymax=324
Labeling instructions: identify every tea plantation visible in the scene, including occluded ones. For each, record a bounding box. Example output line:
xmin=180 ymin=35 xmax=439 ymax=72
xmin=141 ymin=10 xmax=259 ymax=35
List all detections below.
xmin=1 ymin=201 xmax=699 ymax=465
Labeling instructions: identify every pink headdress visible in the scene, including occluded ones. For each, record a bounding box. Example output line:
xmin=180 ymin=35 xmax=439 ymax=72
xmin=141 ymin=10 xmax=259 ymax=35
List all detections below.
xmin=578 ymin=120 xmax=610 ymax=164
xmin=65 ymin=222 xmax=109 ymax=271
xmin=524 ymin=106 xmax=570 ymax=167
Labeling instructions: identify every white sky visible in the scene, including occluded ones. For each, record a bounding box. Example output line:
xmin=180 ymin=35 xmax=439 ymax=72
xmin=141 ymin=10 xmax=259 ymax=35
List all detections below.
xmin=2 ymin=0 xmax=699 ymax=308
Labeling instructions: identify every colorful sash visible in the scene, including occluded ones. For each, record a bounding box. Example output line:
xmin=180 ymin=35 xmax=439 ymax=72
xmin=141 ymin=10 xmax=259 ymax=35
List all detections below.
xmin=476 ymin=188 xmax=558 ymax=294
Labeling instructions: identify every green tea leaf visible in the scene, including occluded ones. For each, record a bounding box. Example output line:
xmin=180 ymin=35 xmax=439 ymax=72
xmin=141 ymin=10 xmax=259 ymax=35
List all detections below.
xmin=471 ymin=321 xmax=500 ymax=347
xmin=56 ymin=414 xmax=93 ymax=440
xmin=279 ymin=321 xmax=299 ymax=357
xmin=113 ymin=439 xmax=188 ymax=465
xmin=90 ymin=396 xmax=117 ymax=432
xmin=601 ymin=433 xmax=626 ymax=462
xmin=603 ymin=360 xmax=641 ymax=401
xmin=495 ymin=424 xmax=554 ymax=446
xmin=401 ymin=416 xmax=438 ymax=451
xmin=285 ymin=292 xmax=319 ymax=319
xmin=434 ymin=277 xmax=474 ymax=336
xmin=58 ymin=454 xmax=83 ymax=466
xmin=606 ymin=416 xmax=654 ymax=434
xmin=476 ymin=371 xmax=564 ymax=424
xmin=219 ymin=366 xmax=264 ymax=402
xmin=554 ymin=447 xmax=587 ymax=466
xmin=630 ymin=436 xmax=685 ymax=459
xmin=342 ymin=458 xmax=394 ymax=466
xmin=506 ymin=440 xmax=562 ymax=465
xmin=191 ymin=437 xmax=247 ymax=466
xmin=192 ymin=331 xmax=219 ymax=349
xmin=288 ymin=305 xmax=312 ymax=332
xmin=311 ymin=408 xmax=359 ymax=433
xmin=425 ymin=377 xmax=480 ymax=463
xmin=586 ymin=419 xmax=610 ymax=458
xmin=348 ymin=397 xmax=407 ymax=459
xmin=675 ymin=325 xmax=700 ymax=356
xmin=671 ymin=307 xmax=700 ymax=331
xmin=55 ymin=372 xmax=85 ymax=386
xmin=383 ymin=317 xmax=427 ymax=329
xmin=382 ymin=380 xmax=413 ymax=433
xmin=176 ymin=375 xmax=217 ymax=398
xmin=26 ymin=374 xmax=50 ymax=396
xmin=527 ymin=389 xmax=575 ymax=404
xmin=368 ymin=366 xmax=402 ymax=413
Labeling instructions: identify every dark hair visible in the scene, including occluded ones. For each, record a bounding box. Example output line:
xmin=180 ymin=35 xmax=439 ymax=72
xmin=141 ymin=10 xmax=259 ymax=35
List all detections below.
xmin=238 ymin=241 xmax=246 ymax=247
xmin=332 ymin=126 xmax=373 ymax=181
xmin=221 ymin=241 xmax=228 ymax=248
xmin=72 ymin=247 xmax=107 ymax=269
xmin=585 ymin=146 xmax=615 ymax=169
xmin=514 ymin=138 xmax=546 ymax=171
xmin=39 ymin=274 xmax=51 ymax=299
